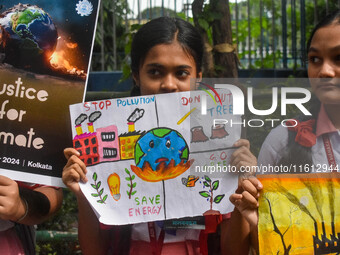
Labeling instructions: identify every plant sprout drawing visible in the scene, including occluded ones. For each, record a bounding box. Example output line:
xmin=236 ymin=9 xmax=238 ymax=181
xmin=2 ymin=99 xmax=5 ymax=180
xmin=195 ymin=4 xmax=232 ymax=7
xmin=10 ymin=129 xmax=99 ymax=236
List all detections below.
xmin=125 ymin=168 xmax=137 ymax=199
xmin=199 ymin=175 xmax=225 ymax=214
xmin=90 ymin=172 xmax=108 ymax=204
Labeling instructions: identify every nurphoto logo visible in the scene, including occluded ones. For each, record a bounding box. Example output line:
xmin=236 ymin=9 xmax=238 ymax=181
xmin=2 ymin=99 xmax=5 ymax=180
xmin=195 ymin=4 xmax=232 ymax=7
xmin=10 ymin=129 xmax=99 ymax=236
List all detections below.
xmin=199 ymin=82 xmax=312 ymax=128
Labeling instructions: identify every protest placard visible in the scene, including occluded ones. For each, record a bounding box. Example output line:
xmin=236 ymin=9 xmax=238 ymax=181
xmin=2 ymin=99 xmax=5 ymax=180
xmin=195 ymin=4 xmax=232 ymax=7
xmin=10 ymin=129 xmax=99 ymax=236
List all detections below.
xmin=69 ymin=89 xmax=241 ymax=225
xmin=258 ymin=173 xmax=340 ymax=255
xmin=0 ymin=0 xmax=100 ymax=186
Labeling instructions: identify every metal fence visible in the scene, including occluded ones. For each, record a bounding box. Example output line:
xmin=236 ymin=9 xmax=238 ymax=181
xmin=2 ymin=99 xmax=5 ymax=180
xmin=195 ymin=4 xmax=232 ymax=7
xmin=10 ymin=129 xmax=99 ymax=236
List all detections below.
xmin=91 ymin=0 xmax=340 ymax=72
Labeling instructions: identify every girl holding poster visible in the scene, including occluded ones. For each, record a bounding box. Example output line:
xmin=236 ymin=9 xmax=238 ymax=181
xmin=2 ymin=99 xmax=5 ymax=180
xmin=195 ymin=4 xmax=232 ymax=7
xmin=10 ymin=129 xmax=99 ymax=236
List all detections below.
xmin=222 ymin=9 xmax=340 ymax=255
xmin=63 ymin=16 xmax=256 ymax=255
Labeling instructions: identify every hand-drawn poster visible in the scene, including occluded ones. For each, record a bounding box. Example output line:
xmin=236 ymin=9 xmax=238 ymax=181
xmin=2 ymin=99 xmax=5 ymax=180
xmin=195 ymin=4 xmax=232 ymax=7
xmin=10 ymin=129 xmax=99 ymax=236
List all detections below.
xmin=69 ymin=89 xmax=241 ymax=225
xmin=258 ymin=173 xmax=340 ymax=255
xmin=0 ymin=0 xmax=100 ymax=186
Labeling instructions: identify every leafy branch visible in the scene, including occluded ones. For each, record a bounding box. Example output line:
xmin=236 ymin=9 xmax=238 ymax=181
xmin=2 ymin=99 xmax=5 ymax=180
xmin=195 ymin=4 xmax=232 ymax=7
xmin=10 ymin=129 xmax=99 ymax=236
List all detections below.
xmin=199 ymin=175 xmax=225 ymax=210
xmin=90 ymin=172 xmax=108 ymax=204
xmin=125 ymin=168 xmax=137 ymax=199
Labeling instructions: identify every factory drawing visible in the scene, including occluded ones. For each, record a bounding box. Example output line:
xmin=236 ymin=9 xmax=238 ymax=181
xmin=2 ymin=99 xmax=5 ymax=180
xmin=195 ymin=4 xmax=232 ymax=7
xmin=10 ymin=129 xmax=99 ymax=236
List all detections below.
xmin=73 ymin=108 xmax=145 ymax=166
xmin=313 ymin=221 xmax=340 ymax=255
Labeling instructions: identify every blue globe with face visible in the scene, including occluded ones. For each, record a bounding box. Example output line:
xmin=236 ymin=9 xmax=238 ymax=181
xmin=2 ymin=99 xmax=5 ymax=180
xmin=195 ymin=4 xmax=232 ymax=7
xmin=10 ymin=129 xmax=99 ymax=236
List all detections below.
xmin=134 ymin=128 xmax=189 ymax=171
xmin=0 ymin=4 xmax=58 ymax=69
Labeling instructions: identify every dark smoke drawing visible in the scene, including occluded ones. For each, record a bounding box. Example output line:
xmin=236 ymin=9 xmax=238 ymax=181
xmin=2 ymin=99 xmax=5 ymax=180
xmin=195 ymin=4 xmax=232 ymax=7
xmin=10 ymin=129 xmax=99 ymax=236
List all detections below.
xmin=75 ymin=113 xmax=87 ymax=125
xmin=300 ymin=179 xmax=324 ymax=222
xmin=127 ymin=108 xmax=145 ymax=123
xmin=89 ymin=111 xmax=101 ymax=123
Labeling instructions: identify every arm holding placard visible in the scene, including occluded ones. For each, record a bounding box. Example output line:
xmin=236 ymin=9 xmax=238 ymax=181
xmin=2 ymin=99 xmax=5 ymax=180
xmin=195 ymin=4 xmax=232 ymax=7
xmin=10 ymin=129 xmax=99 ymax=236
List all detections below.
xmin=220 ymin=139 xmax=261 ymax=255
xmin=63 ymin=148 xmax=112 ymax=255
xmin=0 ymin=175 xmax=63 ymax=225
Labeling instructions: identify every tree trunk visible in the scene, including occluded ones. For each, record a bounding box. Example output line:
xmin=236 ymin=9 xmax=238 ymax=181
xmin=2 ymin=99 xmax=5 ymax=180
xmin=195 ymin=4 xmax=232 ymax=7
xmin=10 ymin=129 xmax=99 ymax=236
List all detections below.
xmin=192 ymin=0 xmax=215 ymax=77
xmin=210 ymin=0 xmax=238 ymax=78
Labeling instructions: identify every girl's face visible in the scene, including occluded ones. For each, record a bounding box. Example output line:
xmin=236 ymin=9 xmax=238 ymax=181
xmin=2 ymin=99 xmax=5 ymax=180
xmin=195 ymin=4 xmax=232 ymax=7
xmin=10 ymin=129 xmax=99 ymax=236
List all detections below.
xmin=134 ymin=41 xmax=202 ymax=95
xmin=308 ymin=24 xmax=340 ymax=104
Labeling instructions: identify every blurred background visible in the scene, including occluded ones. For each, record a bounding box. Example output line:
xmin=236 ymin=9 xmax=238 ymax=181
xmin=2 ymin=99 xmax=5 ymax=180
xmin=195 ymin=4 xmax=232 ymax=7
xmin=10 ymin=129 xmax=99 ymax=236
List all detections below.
xmin=36 ymin=1 xmax=339 ymax=254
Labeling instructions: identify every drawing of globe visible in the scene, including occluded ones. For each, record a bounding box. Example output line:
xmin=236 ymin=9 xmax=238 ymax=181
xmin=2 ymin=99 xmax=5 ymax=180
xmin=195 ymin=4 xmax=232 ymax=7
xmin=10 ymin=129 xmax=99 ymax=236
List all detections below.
xmin=0 ymin=4 xmax=58 ymax=69
xmin=134 ymin=128 xmax=189 ymax=171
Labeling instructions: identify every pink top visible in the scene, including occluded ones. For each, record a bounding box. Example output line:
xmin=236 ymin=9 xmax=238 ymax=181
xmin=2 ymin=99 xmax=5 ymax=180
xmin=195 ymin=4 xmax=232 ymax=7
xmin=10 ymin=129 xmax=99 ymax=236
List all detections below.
xmin=129 ymin=240 xmax=201 ymax=255
xmin=0 ymin=228 xmax=25 ymax=255
xmin=104 ymin=214 xmax=226 ymax=255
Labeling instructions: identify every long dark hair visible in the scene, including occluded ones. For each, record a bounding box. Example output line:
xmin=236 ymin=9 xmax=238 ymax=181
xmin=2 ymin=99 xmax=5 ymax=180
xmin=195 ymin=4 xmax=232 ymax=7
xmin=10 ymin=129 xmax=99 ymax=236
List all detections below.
xmin=130 ymin=16 xmax=204 ymax=96
xmin=279 ymin=10 xmax=340 ymax=168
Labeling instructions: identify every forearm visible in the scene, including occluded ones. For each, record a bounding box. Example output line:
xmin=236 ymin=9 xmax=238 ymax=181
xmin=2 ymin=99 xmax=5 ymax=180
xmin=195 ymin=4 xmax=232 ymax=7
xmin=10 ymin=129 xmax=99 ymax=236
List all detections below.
xmin=77 ymin=193 xmax=111 ymax=255
xmin=15 ymin=186 xmax=62 ymax=225
xmin=249 ymin=221 xmax=259 ymax=255
xmin=220 ymin=209 xmax=252 ymax=255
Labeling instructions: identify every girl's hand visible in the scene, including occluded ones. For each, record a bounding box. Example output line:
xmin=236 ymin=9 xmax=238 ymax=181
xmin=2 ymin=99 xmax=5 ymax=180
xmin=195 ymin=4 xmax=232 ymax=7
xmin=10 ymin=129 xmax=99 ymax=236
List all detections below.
xmin=0 ymin=176 xmax=26 ymax=221
xmin=62 ymin=148 xmax=88 ymax=196
xmin=229 ymin=139 xmax=262 ymax=230
xmin=229 ymin=176 xmax=262 ymax=230
xmin=230 ymin=139 xmax=257 ymax=171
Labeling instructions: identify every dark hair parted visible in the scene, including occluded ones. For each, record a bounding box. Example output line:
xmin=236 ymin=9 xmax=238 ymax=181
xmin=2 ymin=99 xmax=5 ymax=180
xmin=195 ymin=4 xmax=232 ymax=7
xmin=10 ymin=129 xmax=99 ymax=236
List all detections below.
xmin=130 ymin=17 xmax=204 ymax=96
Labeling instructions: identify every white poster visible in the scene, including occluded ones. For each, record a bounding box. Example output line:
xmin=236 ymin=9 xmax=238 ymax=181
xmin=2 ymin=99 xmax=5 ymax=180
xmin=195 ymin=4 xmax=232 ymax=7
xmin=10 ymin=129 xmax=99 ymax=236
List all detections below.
xmin=69 ymin=89 xmax=241 ymax=225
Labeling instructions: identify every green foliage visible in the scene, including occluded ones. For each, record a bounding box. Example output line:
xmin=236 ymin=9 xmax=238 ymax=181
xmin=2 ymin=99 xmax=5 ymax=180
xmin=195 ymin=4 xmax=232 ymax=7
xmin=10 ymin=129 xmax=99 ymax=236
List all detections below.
xmin=36 ymin=243 xmax=57 ymax=255
xmin=120 ymin=23 xmax=142 ymax=82
xmin=91 ymin=0 xmax=131 ymax=71
xmin=36 ymin=189 xmax=80 ymax=254
xmin=139 ymin=7 xmax=177 ymax=19
xmin=91 ymin=0 xmax=337 ymax=72
xmin=229 ymin=0 xmax=336 ymax=69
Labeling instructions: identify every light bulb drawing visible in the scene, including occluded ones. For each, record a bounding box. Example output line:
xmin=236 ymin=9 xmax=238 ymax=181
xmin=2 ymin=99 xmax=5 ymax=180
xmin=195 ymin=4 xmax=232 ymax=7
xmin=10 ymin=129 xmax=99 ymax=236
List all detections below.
xmin=107 ymin=173 xmax=121 ymax=201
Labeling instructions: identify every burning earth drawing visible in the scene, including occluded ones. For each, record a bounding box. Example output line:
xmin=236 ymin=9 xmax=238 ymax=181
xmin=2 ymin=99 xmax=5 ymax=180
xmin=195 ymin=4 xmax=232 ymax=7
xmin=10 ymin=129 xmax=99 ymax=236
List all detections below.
xmin=131 ymin=128 xmax=193 ymax=182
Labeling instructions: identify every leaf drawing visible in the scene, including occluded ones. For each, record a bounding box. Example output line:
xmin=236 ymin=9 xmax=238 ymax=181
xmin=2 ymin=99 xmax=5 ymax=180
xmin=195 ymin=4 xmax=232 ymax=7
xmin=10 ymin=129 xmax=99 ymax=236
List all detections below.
xmin=200 ymin=191 xmax=211 ymax=198
xmin=125 ymin=168 xmax=137 ymax=199
xmin=214 ymin=194 xmax=225 ymax=203
xmin=90 ymin=172 xmax=108 ymax=204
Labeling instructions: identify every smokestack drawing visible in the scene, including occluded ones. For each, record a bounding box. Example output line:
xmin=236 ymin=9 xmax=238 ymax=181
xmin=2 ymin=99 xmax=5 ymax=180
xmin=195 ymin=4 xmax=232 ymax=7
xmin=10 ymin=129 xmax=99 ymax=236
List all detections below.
xmin=88 ymin=123 xmax=94 ymax=133
xmin=128 ymin=122 xmax=135 ymax=132
xmin=314 ymin=222 xmax=319 ymax=239
xmin=88 ymin=111 xmax=102 ymax=133
xmin=332 ymin=222 xmax=336 ymax=237
xmin=322 ymin=222 xmax=326 ymax=239
xmin=327 ymin=180 xmax=335 ymax=225
xmin=75 ymin=114 xmax=87 ymax=135
xmin=127 ymin=108 xmax=145 ymax=132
